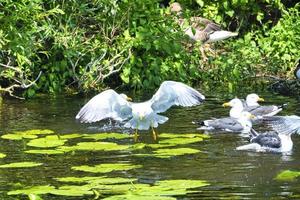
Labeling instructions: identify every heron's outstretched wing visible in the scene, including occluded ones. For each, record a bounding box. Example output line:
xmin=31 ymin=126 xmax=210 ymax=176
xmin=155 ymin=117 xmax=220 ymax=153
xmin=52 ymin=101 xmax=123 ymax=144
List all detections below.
xmin=150 ymin=81 xmax=205 ymax=113
xmin=76 ymin=89 xmax=132 ymax=123
xmin=263 ymin=115 xmax=300 ymax=135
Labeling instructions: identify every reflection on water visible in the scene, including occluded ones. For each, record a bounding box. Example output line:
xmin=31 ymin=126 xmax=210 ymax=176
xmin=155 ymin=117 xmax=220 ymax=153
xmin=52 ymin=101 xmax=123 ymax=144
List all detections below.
xmin=0 ymin=87 xmax=300 ymax=199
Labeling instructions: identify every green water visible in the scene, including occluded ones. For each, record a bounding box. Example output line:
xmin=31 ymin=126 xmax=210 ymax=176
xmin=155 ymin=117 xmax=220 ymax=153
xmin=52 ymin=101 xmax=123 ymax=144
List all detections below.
xmin=0 ymin=88 xmax=300 ymax=199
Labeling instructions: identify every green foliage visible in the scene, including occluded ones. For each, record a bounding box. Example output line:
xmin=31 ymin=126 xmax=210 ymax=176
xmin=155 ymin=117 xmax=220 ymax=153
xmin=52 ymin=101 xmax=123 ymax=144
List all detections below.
xmin=0 ymin=0 xmax=299 ymax=97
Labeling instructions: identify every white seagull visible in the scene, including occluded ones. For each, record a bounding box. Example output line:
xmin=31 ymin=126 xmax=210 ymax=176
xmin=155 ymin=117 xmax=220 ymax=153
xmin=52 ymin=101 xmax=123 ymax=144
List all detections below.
xmin=243 ymin=93 xmax=284 ymax=117
xmin=76 ymin=81 xmax=205 ymax=138
xmin=197 ymin=99 xmax=253 ymax=133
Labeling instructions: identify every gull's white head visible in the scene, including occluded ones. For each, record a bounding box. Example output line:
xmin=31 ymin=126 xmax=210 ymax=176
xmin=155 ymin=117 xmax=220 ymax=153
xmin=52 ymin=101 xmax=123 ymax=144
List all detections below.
xmin=246 ymin=93 xmax=264 ymax=106
xmin=223 ymin=98 xmax=244 ymax=118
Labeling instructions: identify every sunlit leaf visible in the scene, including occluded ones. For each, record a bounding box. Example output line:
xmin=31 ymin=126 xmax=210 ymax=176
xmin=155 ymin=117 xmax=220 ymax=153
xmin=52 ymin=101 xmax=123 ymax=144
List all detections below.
xmin=83 ymin=133 xmax=131 ymax=141
xmin=60 ymin=134 xmax=83 ymax=139
xmin=275 ymin=170 xmax=300 ymax=181
xmin=58 ymin=142 xmax=130 ymax=152
xmin=153 ymin=148 xmax=201 ymax=158
xmin=25 ymin=149 xmax=65 ymax=155
xmin=55 ymin=176 xmax=136 ymax=185
xmin=0 ymin=153 xmax=6 ymax=158
xmin=27 ymin=135 xmax=67 ymax=148
xmin=72 ymin=163 xmax=142 ymax=173
xmin=28 ymin=194 xmax=43 ymax=200
xmin=0 ymin=162 xmax=43 ymax=168
xmin=8 ymin=185 xmax=55 ymax=195
xmin=1 ymin=129 xmax=54 ymax=140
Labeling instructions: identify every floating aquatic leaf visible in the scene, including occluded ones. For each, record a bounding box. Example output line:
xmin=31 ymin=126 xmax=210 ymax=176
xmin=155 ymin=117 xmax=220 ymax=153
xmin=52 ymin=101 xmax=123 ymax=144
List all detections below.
xmin=0 ymin=162 xmax=43 ymax=168
xmin=275 ymin=170 xmax=300 ymax=181
xmin=83 ymin=133 xmax=131 ymax=140
xmin=1 ymin=129 xmax=54 ymax=140
xmin=25 ymin=149 xmax=65 ymax=155
xmin=58 ymin=142 xmax=130 ymax=152
xmin=50 ymin=187 xmax=93 ymax=196
xmin=146 ymin=143 xmax=176 ymax=149
xmin=1 ymin=134 xmax=37 ymax=140
xmin=55 ymin=176 xmax=136 ymax=185
xmin=0 ymin=153 xmax=6 ymax=158
xmin=72 ymin=163 xmax=142 ymax=173
xmin=28 ymin=194 xmax=43 ymax=200
xmin=92 ymin=183 xmax=150 ymax=194
xmin=8 ymin=185 xmax=55 ymax=195
xmin=60 ymin=134 xmax=83 ymax=139
xmin=27 ymin=135 xmax=67 ymax=148
xmin=8 ymin=185 xmax=93 ymax=197
xmin=159 ymin=137 xmax=204 ymax=145
xmin=136 ymin=148 xmax=201 ymax=158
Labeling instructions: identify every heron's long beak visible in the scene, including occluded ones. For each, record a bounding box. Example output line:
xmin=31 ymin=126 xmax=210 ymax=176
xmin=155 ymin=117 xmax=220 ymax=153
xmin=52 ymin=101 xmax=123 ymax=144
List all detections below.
xmin=126 ymin=96 xmax=132 ymax=101
xmin=222 ymin=102 xmax=230 ymax=107
xmin=258 ymin=97 xmax=265 ymax=102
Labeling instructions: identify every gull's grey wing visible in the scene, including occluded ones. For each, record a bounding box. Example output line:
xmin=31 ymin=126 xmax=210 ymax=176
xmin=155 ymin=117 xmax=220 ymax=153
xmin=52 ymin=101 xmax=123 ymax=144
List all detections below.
xmin=203 ymin=117 xmax=243 ymax=131
xmin=150 ymin=81 xmax=205 ymax=113
xmin=250 ymin=132 xmax=281 ymax=148
xmin=246 ymin=105 xmax=281 ymax=116
xmin=76 ymin=89 xmax=132 ymax=123
xmin=263 ymin=115 xmax=300 ymax=135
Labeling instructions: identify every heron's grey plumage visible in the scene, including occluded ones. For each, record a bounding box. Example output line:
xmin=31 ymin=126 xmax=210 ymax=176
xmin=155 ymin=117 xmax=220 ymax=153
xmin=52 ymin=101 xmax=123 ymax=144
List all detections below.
xmin=76 ymin=81 xmax=205 ymax=131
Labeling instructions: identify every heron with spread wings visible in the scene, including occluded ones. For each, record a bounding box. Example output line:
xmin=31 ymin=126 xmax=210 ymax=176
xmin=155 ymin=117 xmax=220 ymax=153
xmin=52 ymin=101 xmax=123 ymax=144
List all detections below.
xmin=76 ymin=81 xmax=205 ymax=139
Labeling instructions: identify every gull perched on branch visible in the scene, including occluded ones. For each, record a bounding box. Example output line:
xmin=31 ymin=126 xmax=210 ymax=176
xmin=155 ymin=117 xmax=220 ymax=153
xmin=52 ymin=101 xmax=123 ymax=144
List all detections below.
xmin=169 ymin=2 xmax=238 ymax=44
xmin=76 ymin=81 xmax=205 ymax=139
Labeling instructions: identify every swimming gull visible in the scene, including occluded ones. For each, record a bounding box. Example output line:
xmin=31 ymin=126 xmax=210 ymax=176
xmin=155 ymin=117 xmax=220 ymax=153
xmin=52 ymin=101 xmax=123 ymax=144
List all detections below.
xmin=76 ymin=81 xmax=205 ymax=138
xmin=236 ymin=128 xmax=293 ymax=153
xmin=198 ymin=111 xmax=254 ymax=133
xmin=243 ymin=93 xmax=284 ymax=117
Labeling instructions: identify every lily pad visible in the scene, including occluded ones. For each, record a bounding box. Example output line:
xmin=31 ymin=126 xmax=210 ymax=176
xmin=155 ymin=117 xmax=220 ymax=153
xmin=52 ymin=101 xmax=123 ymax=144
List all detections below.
xmin=55 ymin=176 xmax=136 ymax=185
xmin=72 ymin=163 xmax=142 ymax=173
xmin=8 ymin=185 xmax=55 ymax=195
xmin=1 ymin=129 xmax=54 ymax=140
xmin=136 ymin=148 xmax=201 ymax=158
xmin=83 ymin=133 xmax=131 ymax=140
xmin=58 ymin=142 xmax=130 ymax=152
xmin=60 ymin=134 xmax=83 ymax=139
xmin=0 ymin=153 xmax=6 ymax=158
xmin=27 ymin=135 xmax=67 ymax=148
xmin=275 ymin=170 xmax=300 ymax=181
xmin=159 ymin=137 xmax=204 ymax=145
xmin=25 ymin=149 xmax=65 ymax=155
xmin=0 ymin=162 xmax=43 ymax=168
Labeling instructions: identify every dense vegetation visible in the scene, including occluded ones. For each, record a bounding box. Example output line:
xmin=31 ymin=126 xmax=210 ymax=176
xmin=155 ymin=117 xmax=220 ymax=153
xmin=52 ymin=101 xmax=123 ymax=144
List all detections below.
xmin=0 ymin=0 xmax=299 ymax=98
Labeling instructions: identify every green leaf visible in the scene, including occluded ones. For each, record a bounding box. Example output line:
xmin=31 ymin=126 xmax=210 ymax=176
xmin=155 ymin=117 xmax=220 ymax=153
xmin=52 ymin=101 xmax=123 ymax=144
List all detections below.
xmin=25 ymin=149 xmax=65 ymax=155
xmin=0 ymin=162 xmax=43 ymax=168
xmin=8 ymin=185 xmax=56 ymax=195
xmin=72 ymin=163 xmax=142 ymax=173
xmin=275 ymin=170 xmax=300 ymax=181
xmin=0 ymin=153 xmax=6 ymax=158
xmin=1 ymin=129 xmax=54 ymax=140
xmin=58 ymin=142 xmax=130 ymax=152
xmin=55 ymin=176 xmax=136 ymax=185
xmin=27 ymin=135 xmax=67 ymax=148
xmin=83 ymin=133 xmax=131 ymax=141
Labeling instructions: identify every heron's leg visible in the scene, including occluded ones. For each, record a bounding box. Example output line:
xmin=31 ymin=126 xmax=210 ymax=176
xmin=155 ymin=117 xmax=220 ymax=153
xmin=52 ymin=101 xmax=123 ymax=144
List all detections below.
xmin=151 ymin=125 xmax=158 ymax=141
xmin=134 ymin=128 xmax=139 ymax=142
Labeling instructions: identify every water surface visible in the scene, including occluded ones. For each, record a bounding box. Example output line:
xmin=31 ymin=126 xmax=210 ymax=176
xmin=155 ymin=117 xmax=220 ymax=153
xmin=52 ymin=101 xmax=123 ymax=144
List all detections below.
xmin=0 ymin=87 xmax=300 ymax=199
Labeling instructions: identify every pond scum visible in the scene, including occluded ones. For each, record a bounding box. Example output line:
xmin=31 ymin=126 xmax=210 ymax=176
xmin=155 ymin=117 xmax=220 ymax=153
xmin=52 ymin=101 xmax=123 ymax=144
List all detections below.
xmin=0 ymin=129 xmax=211 ymax=199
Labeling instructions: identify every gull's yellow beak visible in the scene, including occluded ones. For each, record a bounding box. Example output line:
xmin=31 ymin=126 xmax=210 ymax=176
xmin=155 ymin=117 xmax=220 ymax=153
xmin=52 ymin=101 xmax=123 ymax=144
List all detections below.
xmin=258 ymin=97 xmax=265 ymax=102
xmin=222 ymin=102 xmax=230 ymax=107
xmin=250 ymin=114 xmax=256 ymax=119
xmin=126 ymin=96 xmax=132 ymax=101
